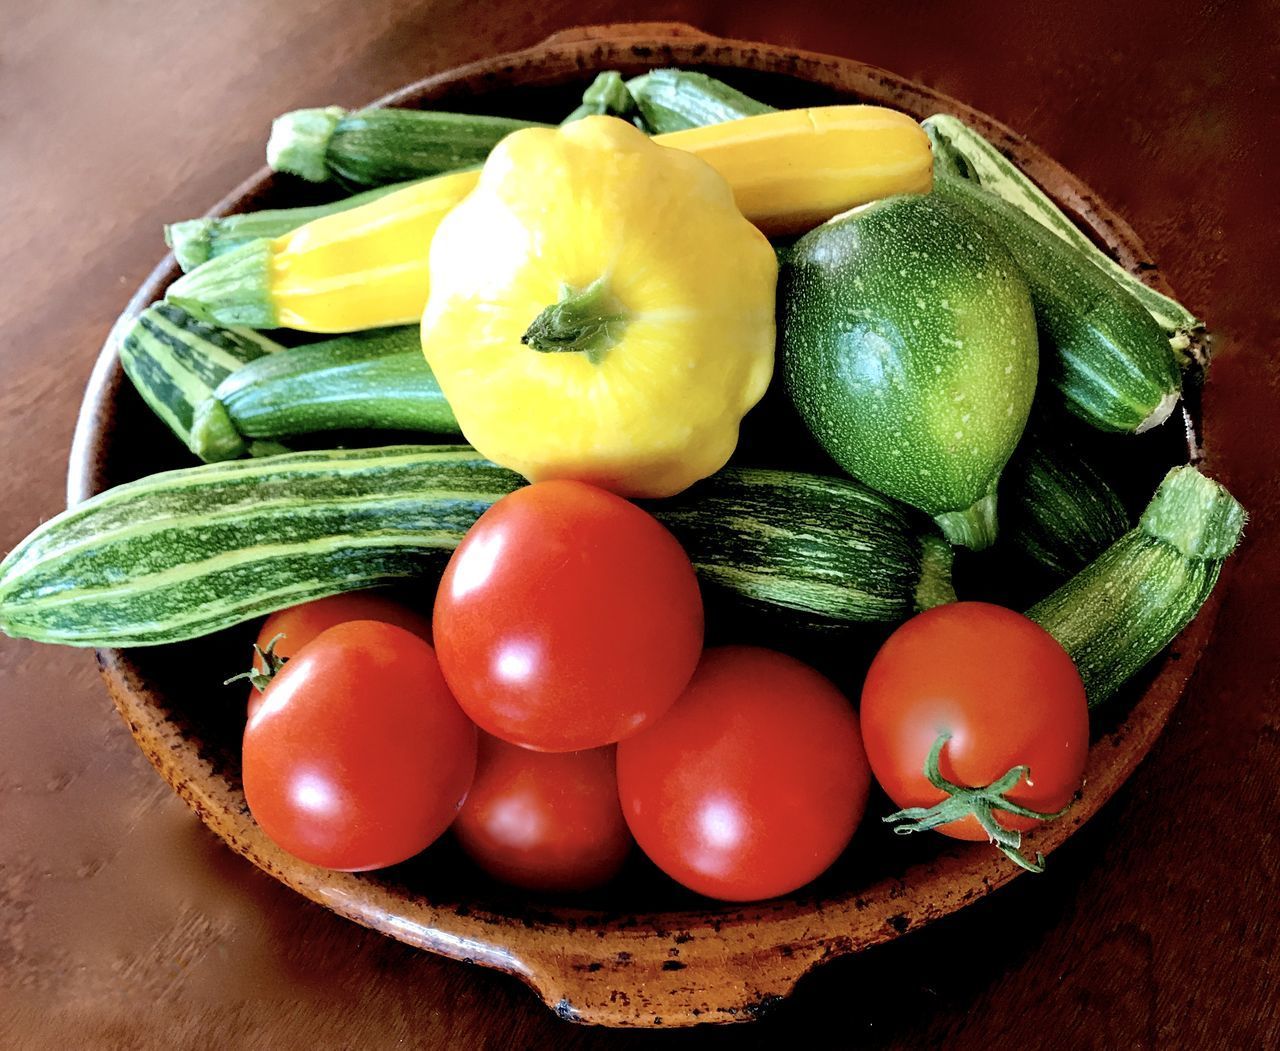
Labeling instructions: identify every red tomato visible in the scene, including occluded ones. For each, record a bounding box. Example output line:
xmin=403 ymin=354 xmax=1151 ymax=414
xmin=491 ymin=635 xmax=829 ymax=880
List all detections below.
xmin=616 ymin=646 xmax=870 ymax=902
xmin=433 ymin=480 xmax=704 ymax=752
xmin=242 ymin=621 xmax=477 ymax=872
xmin=453 ymin=734 xmax=632 ymax=892
xmin=860 ymin=602 xmax=1089 ymax=847
xmin=246 ymin=592 xmax=433 ymax=717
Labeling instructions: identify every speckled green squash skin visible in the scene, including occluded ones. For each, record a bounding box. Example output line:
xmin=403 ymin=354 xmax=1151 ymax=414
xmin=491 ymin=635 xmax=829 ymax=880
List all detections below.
xmin=782 ymin=194 xmax=1038 ymax=529
xmin=933 ymin=171 xmax=1182 ymax=433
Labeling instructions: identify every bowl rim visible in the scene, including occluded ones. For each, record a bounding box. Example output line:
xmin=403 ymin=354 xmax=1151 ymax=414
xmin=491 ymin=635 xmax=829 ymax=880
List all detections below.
xmin=66 ymin=22 xmax=1222 ymax=1028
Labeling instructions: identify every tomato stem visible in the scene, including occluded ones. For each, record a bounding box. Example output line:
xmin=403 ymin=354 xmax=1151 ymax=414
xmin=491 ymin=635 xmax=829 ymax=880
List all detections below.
xmin=224 ymin=632 xmax=288 ymax=694
xmin=882 ymin=733 xmax=1074 ymax=873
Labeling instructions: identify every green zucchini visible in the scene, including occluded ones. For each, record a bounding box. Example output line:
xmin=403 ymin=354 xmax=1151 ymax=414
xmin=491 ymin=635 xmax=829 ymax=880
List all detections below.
xmin=648 ymin=469 xmax=955 ymax=623
xmin=117 ymin=302 xmax=285 ymax=458
xmin=121 ymin=306 xmax=459 ymax=461
xmin=928 ymin=151 xmax=1182 ymax=434
xmin=561 ymin=71 xmax=639 ymax=125
xmin=1029 ymin=465 xmax=1244 ymax=706
xmin=267 ymin=106 xmax=547 ymax=186
xmin=165 ymin=181 xmax=415 ymax=272
xmin=0 ymin=447 xmax=515 ymax=647
xmin=194 ymin=327 xmax=459 ymax=459
xmin=0 ymin=449 xmax=953 ymax=647
xmin=625 ymin=69 xmax=777 ymax=133
xmin=923 ymin=114 xmax=1207 ymax=367
xmin=1004 ymin=426 xmax=1130 ymax=579
xmin=782 ymin=193 xmax=1038 ymax=550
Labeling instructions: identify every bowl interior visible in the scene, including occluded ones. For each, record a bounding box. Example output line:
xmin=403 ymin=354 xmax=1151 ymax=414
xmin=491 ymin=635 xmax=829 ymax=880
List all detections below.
xmin=73 ymin=31 xmax=1210 ymax=1026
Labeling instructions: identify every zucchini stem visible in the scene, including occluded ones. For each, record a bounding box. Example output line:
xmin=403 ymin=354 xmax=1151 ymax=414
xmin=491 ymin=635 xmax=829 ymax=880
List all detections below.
xmin=934 ymin=491 xmax=999 ymax=551
xmin=561 ymin=71 xmax=637 ymax=125
xmin=521 ymin=277 xmax=628 ymax=364
xmin=190 ymin=399 xmax=249 ymax=462
xmin=1139 ymin=465 xmax=1247 ymax=560
xmin=883 ymin=733 xmax=1074 ymax=873
xmin=166 ymin=238 xmax=278 ymax=328
xmin=913 ymin=534 xmax=957 ymax=611
xmin=267 ymin=106 xmax=345 ymax=182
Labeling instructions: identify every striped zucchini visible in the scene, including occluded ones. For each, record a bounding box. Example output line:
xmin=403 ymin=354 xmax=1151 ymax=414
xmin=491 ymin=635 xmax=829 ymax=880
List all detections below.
xmin=1029 ymin=465 xmax=1244 ymax=706
xmin=267 ymin=105 xmax=546 ymax=186
xmin=625 ymin=69 xmax=777 ymax=133
xmin=1004 ymin=427 xmax=1130 ymax=579
xmin=199 ymin=327 xmax=458 ymax=456
xmin=0 ymin=449 xmax=953 ymax=647
xmin=0 ymin=447 xmax=516 ymax=647
xmin=117 ymin=303 xmax=285 ymax=459
xmin=923 ymin=114 xmax=1207 ymax=367
xmin=121 ymin=307 xmax=458 ymax=461
xmin=649 ymin=469 xmax=955 ymax=623
xmin=165 ymin=181 xmax=415 ymax=272
xmin=932 ymin=166 xmax=1182 ymax=434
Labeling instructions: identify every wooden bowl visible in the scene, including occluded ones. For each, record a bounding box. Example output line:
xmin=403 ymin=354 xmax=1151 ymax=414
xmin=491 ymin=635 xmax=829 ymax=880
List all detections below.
xmin=65 ymin=22 xmax=1220 ymax=1028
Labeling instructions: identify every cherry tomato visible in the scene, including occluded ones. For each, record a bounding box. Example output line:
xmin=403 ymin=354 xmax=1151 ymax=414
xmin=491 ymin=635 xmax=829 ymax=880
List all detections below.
xmin=242 ymin=620 xmax=477 ymax=871
xmin=246 ymin=592 xmax=433 ymax=717
xmin=453 ymin=734 xmax=632 ymax=892
xmin=860 ymin=601 xmax=1089 ymax=845
xmin=616 ymin=646 xmax=870 ymax=902
xmin=433 ymin=480 xmax=704 ymax=752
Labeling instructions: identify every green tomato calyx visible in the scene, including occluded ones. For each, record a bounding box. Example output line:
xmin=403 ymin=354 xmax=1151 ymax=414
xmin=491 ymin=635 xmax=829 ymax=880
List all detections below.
xmin=882 ymin=732 xmax=1075 ymax=873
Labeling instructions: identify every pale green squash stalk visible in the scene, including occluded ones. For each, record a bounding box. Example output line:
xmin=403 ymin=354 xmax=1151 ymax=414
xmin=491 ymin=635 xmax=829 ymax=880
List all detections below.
xmin=560 ymin=71 xmax=639 ymax=125
xmin=165 ymin=181 xmax=415 ymax=272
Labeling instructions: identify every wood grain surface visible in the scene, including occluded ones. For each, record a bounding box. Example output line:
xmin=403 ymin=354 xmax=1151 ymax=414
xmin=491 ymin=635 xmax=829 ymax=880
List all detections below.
xmin=1 ymin=2 xmax=1276 ymax=1047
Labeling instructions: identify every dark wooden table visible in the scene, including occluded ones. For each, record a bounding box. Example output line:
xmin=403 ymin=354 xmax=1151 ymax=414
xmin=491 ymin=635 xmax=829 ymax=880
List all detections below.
xmin=2 ymin=3 xmax=1277 ymax=1047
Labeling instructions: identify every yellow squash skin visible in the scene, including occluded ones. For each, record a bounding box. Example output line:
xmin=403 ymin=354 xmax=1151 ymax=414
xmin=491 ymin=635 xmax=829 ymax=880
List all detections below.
xmin=419 ymin=116 xmax=778 ymax=499
xmin=269 ymin=168 xmax=478 ymax=330
xmin=660 ymin=106 xmax=933 ymax=236
xmin=184 ymin=105 xmax=930 ymax=333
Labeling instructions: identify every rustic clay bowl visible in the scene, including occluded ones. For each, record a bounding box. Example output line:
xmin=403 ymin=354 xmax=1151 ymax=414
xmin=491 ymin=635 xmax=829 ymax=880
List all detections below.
xmin=66 ymin=22 xmax=1219 ymax=1028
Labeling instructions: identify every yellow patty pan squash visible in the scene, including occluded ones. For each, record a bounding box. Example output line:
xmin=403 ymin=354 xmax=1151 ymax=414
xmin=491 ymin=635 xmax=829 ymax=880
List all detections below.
xmin=420 ymin=116 xmax=778 ymax=498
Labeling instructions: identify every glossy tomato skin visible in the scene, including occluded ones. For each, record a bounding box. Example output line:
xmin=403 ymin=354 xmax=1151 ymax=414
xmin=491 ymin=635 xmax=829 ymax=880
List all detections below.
xmin=616 ymin=646 xmax=870 ymax=902
xmin=453 ymin=734 xmax=632 ymax=892
xmin=248 ymin=592 xmax=433 ymax=718
xmin=242 ymin=621 xmax=477 ymax=871
xmin=860 ymin=601 xmax=1089 ymax=842
xmin=433 ymin=480 xmax=704 ymax=752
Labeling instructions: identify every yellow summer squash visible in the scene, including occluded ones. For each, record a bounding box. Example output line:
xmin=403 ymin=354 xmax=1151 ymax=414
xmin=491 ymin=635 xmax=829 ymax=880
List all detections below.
xmin=166 ymin=106 xmax=932 ymax=333
xmin=420 ymin=116 xmax=778 ymax=498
